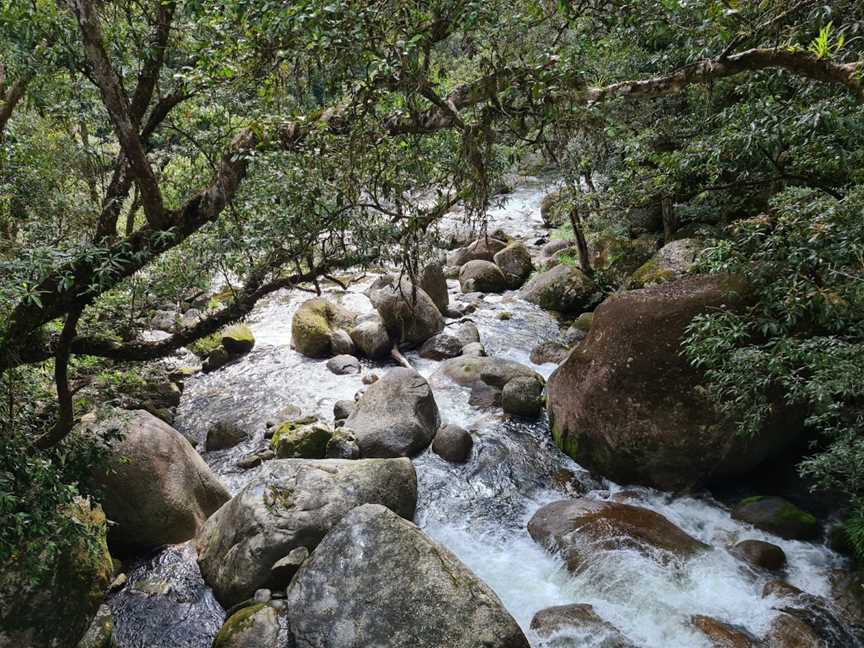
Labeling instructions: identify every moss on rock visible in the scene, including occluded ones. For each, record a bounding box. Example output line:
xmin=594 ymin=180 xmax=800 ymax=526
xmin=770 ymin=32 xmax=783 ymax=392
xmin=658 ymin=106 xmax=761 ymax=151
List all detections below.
xmin=272 ymin=421 xmax=332 ymax=459
xmin=221 ymin=324 xmax=255 ymax=355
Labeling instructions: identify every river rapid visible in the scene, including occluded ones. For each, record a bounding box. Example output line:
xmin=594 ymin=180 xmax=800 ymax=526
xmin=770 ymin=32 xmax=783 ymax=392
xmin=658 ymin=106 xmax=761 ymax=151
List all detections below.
xmin=109 ymin=177 xmax=849 ymax=648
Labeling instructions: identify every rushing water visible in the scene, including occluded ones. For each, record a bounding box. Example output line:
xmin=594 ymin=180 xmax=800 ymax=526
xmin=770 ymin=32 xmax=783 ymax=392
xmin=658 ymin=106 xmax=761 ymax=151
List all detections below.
xmin=110 ymin=176 xmax=851 ymax=648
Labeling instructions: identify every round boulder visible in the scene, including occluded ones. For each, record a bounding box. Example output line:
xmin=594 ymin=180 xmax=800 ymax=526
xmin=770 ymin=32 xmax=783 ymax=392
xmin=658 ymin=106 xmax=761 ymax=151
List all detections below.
xmin=292 ymin=298 xmax=357 ymax=358
xmin=520 ymin=264 xmax=601 ymax=314
xmin=88 ymin=409 xmax=230 ymax=550
xmin=547 ymin=274 xmax=802 ymax=490
xmin=326 ymin=354 xmax=361 ymax=375
xmin=493 ymin=242 xmax=534 ymax=289
xmin=221 ymin=323 xmax=255 ymax=355
xmin=459 ymin=260 xmax=508 ymax=294
xmin=345 ymin=368 xmax=440 ymax=457
xmin=272 ymin=420 xmax=332 ymax=459
xmin=196 ymin=458 xmax=417 ymax=607
xmin=283 ymin=504 xmax=530 ymax=648
xmin=213 ymin=602 xmax=289 ymax=648
xmin=432 ymin=425 xmax=474 ymax=463
xmin=432 ymin=356 xmax=540 ymax=389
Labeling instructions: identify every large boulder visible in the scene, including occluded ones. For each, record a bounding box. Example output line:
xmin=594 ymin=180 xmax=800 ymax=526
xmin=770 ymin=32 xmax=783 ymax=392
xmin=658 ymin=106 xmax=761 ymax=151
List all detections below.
xmin=292 ymin=297 xmax=357 ymax=358
xmin=528 ymin=499 xmax=707 ymax=573
xmin=345 ymin=368 xmax=440 ymax=457
xmin=419 ymin=333 xmax=464 ymax=360
xmin=547 ymin=274 xmax=801 ymax=490
xmin=521 ymin=264 xmax=601 ymax=314
xmin=419 ymin=261 xmax=449 ymax=314
xmin=627 ymin=237 xmax=703 ymax=289
xmin=89 ymin=409 xmax=230 ymax=550
xmin=349 ymin=314 xmax=392 ymax=359
xmin=0 ymin=500 xmax=113 ymax=648
xmin=368 ymin=277 xmax=444 ymax=347
xmin=447 ymin=236 xmax=508 ymax=266
xmin=459 ymin=260 xmax=508 ymax=293
xmin=494 ymin=242 xmax=534 ymax=289
xmin=283 ymin=504 xmax=530 ymax=648
xmin=530 ymin=604 xmax=636 ymax=648
xmin=196 ymin=458 xmax=417 ymax=607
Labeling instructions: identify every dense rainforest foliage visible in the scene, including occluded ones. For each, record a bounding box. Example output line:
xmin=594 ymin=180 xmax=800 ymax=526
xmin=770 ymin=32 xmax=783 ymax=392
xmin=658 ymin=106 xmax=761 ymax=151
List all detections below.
xmin=1 ymin=0 xmax=862 ymax=581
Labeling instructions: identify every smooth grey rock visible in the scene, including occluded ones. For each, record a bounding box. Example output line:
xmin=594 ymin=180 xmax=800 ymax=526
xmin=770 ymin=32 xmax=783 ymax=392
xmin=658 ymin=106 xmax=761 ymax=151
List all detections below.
xmin=333 ymin=399 xmax=355 ymax=421
xmin=345 ymin=368 xmax=440 ymax=458
xmin=521 ymin=264 xmax=601 ymax=315
xmin=283 ymin=504 xmax=530 ymax=648
xmin=419 ymin=333 xmax=463 ymax=360
xmin=329 ymin=329 xmax=355 ymax=356
xmin=432 ymin=425 xmax=473 ymax=463
xmin=196 ymin=458 xmax=417 ymax=607
xmin=368 ymin=277 xmax=444 ymax=347
xmin=89 ymin=410 xmax=229 ymax=550
xmin=349 ymin=315 xmax=392 ymax=359
xmin=326 ymin=354 xmax=361 ymax=375
xmin=431 ymin=356 xmax=541 ymax=389
xmin=459 ymin=260 xmax=508 ymax=293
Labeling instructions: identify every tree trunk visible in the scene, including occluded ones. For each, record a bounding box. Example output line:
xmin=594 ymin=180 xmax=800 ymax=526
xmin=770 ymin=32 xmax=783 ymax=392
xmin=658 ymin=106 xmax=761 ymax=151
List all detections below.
xmin=568 ymin=206 xmax=593 ymax=276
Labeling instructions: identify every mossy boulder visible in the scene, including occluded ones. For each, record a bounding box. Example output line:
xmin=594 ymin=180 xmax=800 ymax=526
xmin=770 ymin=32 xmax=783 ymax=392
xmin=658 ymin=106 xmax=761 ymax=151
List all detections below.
xmin=213 ymin=602 xmax=289 ymax=648
xmin=221 ymin=323 xmax=255 ymax=355
xmin=573 ymin=311 xmax=593 ymax=332
xmin=272 ymin=420 xmax=332 ymax=459
xmin=590 ymin=234 xmax=657 ymax=284
xmin=547 ymin=274 xmax=804 ymax=490
xmin=732 ymin=496 xmax=819 ymax=540
xmin=627 ymin=238 xmax=703 ymax=289
xmin=0 ymin=500 xmax=113 ymax=648
xmin=291 ymin=297 xmax=357 ymax=358
xmin=520 ymin=264 xmax=601 ymax=314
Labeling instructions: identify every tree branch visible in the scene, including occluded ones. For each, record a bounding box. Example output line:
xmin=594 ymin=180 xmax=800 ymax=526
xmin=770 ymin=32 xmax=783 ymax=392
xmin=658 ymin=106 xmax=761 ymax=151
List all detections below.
xmin=67 ymin=0 xmax=167 ymax=227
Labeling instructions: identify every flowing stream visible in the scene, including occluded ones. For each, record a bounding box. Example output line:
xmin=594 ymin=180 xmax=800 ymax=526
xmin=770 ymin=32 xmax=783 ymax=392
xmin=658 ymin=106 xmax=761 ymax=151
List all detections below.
xmin=109 ymin=177 xmax=849 ymax=648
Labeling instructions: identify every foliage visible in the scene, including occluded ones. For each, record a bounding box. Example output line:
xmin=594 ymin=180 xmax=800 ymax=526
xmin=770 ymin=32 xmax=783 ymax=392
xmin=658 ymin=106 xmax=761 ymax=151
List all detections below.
xmin=685 ymin=187 xmax=864 ymax=554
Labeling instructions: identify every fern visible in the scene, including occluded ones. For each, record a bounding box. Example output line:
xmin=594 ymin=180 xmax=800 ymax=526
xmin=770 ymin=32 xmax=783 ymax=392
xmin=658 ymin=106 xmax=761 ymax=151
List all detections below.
xmin=808 ymin=22 xmax=845 ymax=60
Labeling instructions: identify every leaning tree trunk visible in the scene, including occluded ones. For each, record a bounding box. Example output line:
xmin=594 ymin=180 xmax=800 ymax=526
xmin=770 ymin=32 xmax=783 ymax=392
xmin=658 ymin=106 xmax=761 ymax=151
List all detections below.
xmin=568 ymin=206 xmax=593 ymax=277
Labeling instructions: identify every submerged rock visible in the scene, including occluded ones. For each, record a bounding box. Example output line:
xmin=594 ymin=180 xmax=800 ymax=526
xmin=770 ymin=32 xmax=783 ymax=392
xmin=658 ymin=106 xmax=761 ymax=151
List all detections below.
xmin=528 ymin=499 xmax=707 ymax=573
xmin=730 ymin=539 xmax=787 ymax=571
xmin=731 ymin=497 xmax=819 ymax=540
xmin=530 ymin=604 xmax=636 ymax=648
xmin=292 ymin=297 xmax=357 ymax=358
xmin=345 ymin=368 xmax=440 ymax=458
xmin=88 ymin=409 xmax=229 ymax=550
xmin=521 ymin=264 xmax=601 ymax=314
xmin=690 ymin=615 xmax=756 ymax=648
xmin=283 ymin=504 xmax=530 ymax=648
xmin=196 ymin=458 xmax=417 ymax=607
xmin=547 ymin=274 xmax=803 ymax=490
